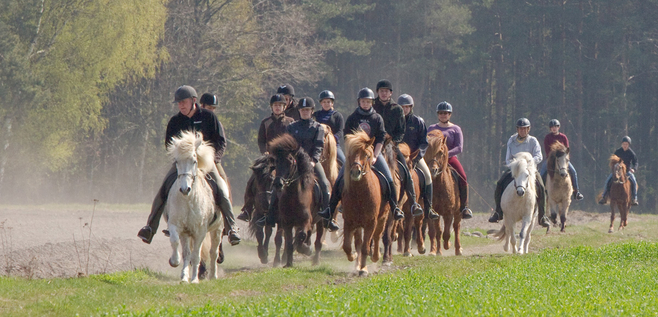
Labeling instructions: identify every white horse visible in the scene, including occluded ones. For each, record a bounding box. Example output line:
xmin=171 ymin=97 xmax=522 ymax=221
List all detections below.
xmin=165 ymin=131 xmax=222 ymax=283
xmin=545 ymin=142 xmax=572 ymax=232
xmin=493 ymin=152 xmax=537 ymax=254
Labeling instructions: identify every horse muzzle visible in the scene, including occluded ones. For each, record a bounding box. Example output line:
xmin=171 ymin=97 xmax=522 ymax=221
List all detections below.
xmin=180 ymin=185 xmax=192 ymax=195
xmin=273 ymin=177 xmax=284 ymax=189
xmin=516 ymin=187 xmax=526 ymax=196
xmin=350 ymin=168 xmax=363 ymax=181
xmin=559 ymin=170 xmax=568 ymax=177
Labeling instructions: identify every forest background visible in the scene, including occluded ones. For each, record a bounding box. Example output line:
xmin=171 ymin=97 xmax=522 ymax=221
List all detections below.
xmin=1 ymin=0 xmax=657 ymax=213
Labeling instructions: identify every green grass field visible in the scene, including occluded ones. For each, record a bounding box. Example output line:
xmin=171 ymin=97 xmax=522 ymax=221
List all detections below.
xmin=2 ymin=213 xmax=658 ymax=316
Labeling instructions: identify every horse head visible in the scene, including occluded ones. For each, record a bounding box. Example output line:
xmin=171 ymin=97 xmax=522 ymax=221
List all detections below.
xmin=509 ymin=152 xmax=536 ymax=197
xmin=345 ymin=131 xmax=375 ymax=185
xmin=548 ymin=142 xmax=570 ymax=178
xmin=268 ymin=134 xmax=314 ymax=190
xmin=426 ymin=130 xmax=448 ymax=177
xmin=167 ymin=131 xmax=215 ymax=196
xmin=609 ymin=155 xmax=627 ymax=184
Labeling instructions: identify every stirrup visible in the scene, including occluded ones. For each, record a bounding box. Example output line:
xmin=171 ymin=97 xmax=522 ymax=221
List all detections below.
xmin=393 ymin=207 xmax=404 ymax=220
xmin=255 ymin=216 xmax=267 ymax=228
xmin=539 ymin=216 xmax=550 ymax=228
xmin=137 ymin=226 xmax=154 ymax=244
xmin=228 ymin=229 xmax=241 ymax=246
xmin=237 ymin=210 xmax=251 ymax=222
xmin=598 ymin=197 xmax=607 ymax=205
xmin=427 ymin=208 xmax=440 ymax=220
xmin=412 ymin=203 xmax=423 ymax=217
xmin=488 ymin=212 xmax=503 ymax=223
xmin=461 ymin=207 xmax=473 ymax=219
xmin=325 ymin=219 xmax=340 ymax=232
xmin=318 ymin=207 xmax=332 ymax=220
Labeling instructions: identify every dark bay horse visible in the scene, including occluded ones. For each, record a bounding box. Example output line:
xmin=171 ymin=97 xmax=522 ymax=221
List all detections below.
xmin=425 ymin=130 xmax=462 ymax=256
xmin=269 ymin=134 xmax=325 ymax=267
xmin=608 ymin=155 xmax=632 ymax=233
xmin=341 ymin=131 xmax=391 ymax=276
xmin=246 ymin=155 xmax=275 ymax=264
xmin=396 ymin=143 xmax=425 ymax=256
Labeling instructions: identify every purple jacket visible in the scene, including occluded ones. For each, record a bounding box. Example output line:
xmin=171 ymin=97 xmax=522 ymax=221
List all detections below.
xmin=427 ymin=124 xmax=463 ymax=158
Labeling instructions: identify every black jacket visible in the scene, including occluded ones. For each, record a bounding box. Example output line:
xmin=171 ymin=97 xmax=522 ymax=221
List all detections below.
xmin=614 ymin=147 xmax=638 ymax=171
xmin=313 ymin=109 xmax=345 ymax=146
xmin=287 ymin=119 xmax=325 ymax=163
xmin=374 ymin=98 xmax=405 ymax=143
xmin=344 ymin=107 xmax=387 ymax=146
xmin=284 ymin=99 xmax=300 ymax=121
xmin=402 ymin=111 xmax=428 ymax=160
xmin=165 ymin=105 xmax=226 ymax=162
xmin=258 ymin=113 xmax=294 ymax=154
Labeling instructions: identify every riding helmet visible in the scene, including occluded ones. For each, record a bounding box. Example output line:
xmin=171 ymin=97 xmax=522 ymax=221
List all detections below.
xmin=298 ymin=97 xmax=315 ymax=109
xmin=622 ymin=136 xmax=632 ymax=145
xmin=270 ymin=94 xmax=286 ymax=105
xmin=318 ymin=90 xmax=335 ymax=101
xmin=357 ymin=87 xmax=375 ymax=100
xmin=549 ymin=119 xmax=560 ymax=127
xmin=173 ymin=85 xmax=197 ymax=103
xmin=376 ymin=79 xmax=393 ymax=92
xmin=277 ymin=84 xmax=295 ymax=96
xmin=436 ymin=101 xmax=453 ymax=113
xmin=516 ymin=118 xmax=531 ymax=128
xmin=397 ymin=94 xmax=414 ymax=106
xmin=200 ymin=93 xmax=218 ymax=106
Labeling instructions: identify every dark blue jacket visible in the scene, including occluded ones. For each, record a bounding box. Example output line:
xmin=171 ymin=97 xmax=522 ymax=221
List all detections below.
xmin=313 ymin=109 xmax=345 ymax=146
xmin=344 ymin=107 xmax=387 ymax=146
xmin=401 ymin=111 xmax=428 ymax=160
xmin=287 ymin=119 xmax=325 ymax=163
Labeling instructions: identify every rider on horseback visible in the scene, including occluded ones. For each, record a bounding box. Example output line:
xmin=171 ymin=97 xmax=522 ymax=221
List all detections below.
xmin=373 ymin=80 xmax=423 ymax=217
xmin=278 ymin=84 xmax=300 ymax=121
xmin=137 ymin=85 xmax=241 ymax=245
xmin=488 ymin=118 xmax=551 ymax=228
xmin=313 ymin=90 xmax=346 ymax=165
xmin=398 ymin=94 xmax=439 ymax=220
xmin=257 ymin=97 xmax=332 ymax=227
xmin=319 ymin=87 xmax=405 ymax=231
xmin=427 ymin=101 xmax=474 ymax=220
xmin=599 ymin=136 xmax=639 ymax=206
xmin=539 ymin=119 xmax=584 ymax=201
xmin=237 ymin=94 xmax=294 ymax=222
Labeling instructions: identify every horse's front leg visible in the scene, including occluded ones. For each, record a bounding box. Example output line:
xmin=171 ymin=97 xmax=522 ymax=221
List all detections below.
xmin=207 ymin=229 xmax=221 ymax=280
xmin=179 ymin=235 xmax=191 ymax=283
xmin=360 ymin=224 xmax=375 ymax=276
xmin=403 ymin=214 xmax=413 ymax=256
xmin=283 ymin=227 xmax=294 ymax=268
xmin=342 ymin=223 xmax=355 ymax=262
xmin=168 ymin=224 xmax=181 ymax=268
xmin=609 ymin=205 xmax=616 ymax=233
xmin=518 ymin=215 xmax=533 ymax=255
xmin=453 ymin=216 xmax=462 ymax=256
xmin=189 ymin=232 xmax=206 ymax=284
xmin=416 ymin=217 xmax=426 ymax=254
xmin=428 ymin=219 xmax=439 ymax=255
xmin=559 ymin=202 xmax=568 ymax=232
xmin=313 ymin=222 xmax=324 ymax=266
xmin=443 ymin=214 xmax=453 ymax=251
xmin=273 ymin=227 xmax=283 ymax=267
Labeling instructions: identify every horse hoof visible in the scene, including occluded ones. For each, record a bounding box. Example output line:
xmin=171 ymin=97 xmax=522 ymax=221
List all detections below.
xmin=608 ymin=228 xmax=614 ymax=233
xmin=358 ymin=269 xmax=369 ymax=277
xmin=428 ymin=252 xmax=437 ymax=256
xmin=403 ymin=252 xmax=412 ymax=257
xmin=169 ymin=258 xmax=179 ymax=268
xmin=443 ymin=242 xmax=451 ymax=250
xmin=456 ymin=248 xmax=463 ymax=256
xmin=418 ymin=247 xmax=426 ymax=254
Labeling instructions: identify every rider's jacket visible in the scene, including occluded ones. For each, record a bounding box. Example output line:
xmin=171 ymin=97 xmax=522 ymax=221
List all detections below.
xmin=287 ymin=119 xmax=325 ymax=164
xmin=402 ymin=110 xmax=428 ymax=159
xmin=166 ymin=105 xmax=226 ymax=162
xmin=505 ymin=133 xmax=542 ymax=166
xmin=373 ymin=98 xmax=405 ymax=143
xmin=313 ymin=109 xmax=344 ymax=146
xmin=258 ymin=113 xmax=294 ymax=154
xmin=344 ymin=107 xmax=386 ymax=146
xmin=614 ymin=147 xmax=638 ymax=171
xmin=543 ymin=132 xmax=569 ymax=157
xmin=284 ymin=99 xmax=300 ymax=121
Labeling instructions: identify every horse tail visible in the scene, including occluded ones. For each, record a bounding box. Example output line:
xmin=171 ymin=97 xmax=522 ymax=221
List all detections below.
xmin=491 ymin=225 xmax=507 ymax=241
xmin=321 ymin=124 xmax=339 ymax=184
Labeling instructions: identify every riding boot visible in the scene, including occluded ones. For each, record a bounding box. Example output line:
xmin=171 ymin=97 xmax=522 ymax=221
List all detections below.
xmin=238 ymin=173 xmax=256 ymax=222
xmin=400 ymin=160 xmax=423 ymax=217
xmin=207 ymin=175 xmax=241 ymax=245
xmin=458 ymin=178 xmax=473 ymax=219
xmin=489 ymin=171 xmax=512 ymax=223
xmin=257 ymin=190 xmax=279 ymax=228
xmin=388 ymin=179 xmax=404 ymax=220
xmin=599 ymin=176 xmax=612 ymax=204
xmin=320 ymin=174 xmax=342 ymax=232
xmin=423 ymin=183 xmax=439 ymax=220
xmin=535 ymin=173 xmax=550 ymax=228
xmin=138 ymin=165 xmax=177 ymax=244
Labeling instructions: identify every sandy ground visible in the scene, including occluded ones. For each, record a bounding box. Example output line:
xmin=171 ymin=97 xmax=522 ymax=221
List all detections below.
xmin=0 ymin=205 xmax=627 ymax=279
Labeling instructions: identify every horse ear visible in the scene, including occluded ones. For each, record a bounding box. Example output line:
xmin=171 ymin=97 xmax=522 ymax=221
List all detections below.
xmin=367 ymin=136 xmax=376 ymax=147
xmin=194 ymin=136 xmax=203 ymax=149
xmin=411 ymin=149 xmax=420 ymax=161
xmin=566 ymin=147 xmax=570 ymax=155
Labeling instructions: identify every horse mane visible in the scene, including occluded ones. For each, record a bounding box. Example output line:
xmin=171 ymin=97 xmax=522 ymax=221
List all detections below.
xmin=250 ymin=155 xmax=274 ymax=185
xmin=167 ymin=130 xmax=215 ymax=175
xmin=508 ymin=152 xmax=537 ymax=179
xmin=397 ymin=142 xmax=411 ymax=169
xmin=344 ymin=131 xmax=375 ymax=191
xmin=426 ymin=130 xmax=448 ymax=168
xmin=320 ymin=123 xmax=338 ymax=183
xmin=609 ymin=154 xmax=625 ymax=172
xmin=383 ymin=135 xmax=398 ymax=177
xmin=547 ymin=141 xmax=568 ymax=178
xmin=269 ymin=134 xmax=315 ymax=189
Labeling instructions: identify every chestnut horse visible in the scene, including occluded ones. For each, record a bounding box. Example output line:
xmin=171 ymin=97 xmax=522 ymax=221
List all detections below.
xmin=608 ymin=155 xmax=632 ymax=233
xmin=246 ymin=155 xmax=275 ymax=264
xmin=545 ymin=142 xmax=572 ymax=232
xmin=396 ymin=143 xmax=425 ymax=256
xmin=425 ymin=130 xmax=462 ymax=256
xmin=341 ymin=131 xmax=391 ymax=276
xmin=269 ymin=134 xmax=325 ymax=267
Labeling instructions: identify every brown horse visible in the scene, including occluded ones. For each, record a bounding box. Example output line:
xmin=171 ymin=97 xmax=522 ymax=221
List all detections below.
xmin=341 ymin=131 xmax=391 ymax=276
xmin=425 ymin=130 xmax=462 ymax=256
xmin=269 ymin=134 xmax=325 ymax=267
xmin=608 ymin=155 xmax=633 ymax=233
xmin=381 ymin=137 xmax=401 ymax=265
xmin=318 ymin=124 xmax=341 ymax=244
xmin=246 ymin=155 xmax=275 ymax=264
xmin=396 ymin=143 xmax=425 ymax=256
xmin=545 ymin=141 xmax=572 ymax=232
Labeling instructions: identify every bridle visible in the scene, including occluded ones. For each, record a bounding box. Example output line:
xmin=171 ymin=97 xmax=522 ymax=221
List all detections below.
xmin=430 ymin=158 xmax=444 ymax=177
xmin=176 ymin=160 xmax=198 ymax=183
xmin=279 ymin=154 xmax=300 ymax=188
xmin=350 ymin=154 xmax=370 ymax=177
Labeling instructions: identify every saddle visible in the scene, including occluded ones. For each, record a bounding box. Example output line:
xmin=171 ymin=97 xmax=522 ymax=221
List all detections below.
xmin=204 ymin=174 xmax=221 ymax=226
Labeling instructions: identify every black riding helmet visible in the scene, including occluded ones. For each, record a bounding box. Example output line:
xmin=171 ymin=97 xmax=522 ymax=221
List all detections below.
xmin=200 ymin=93 xmax=218 ymax=106
xmin=318 ymin=90 xmax=335 ymax=101
xmin=277 ymin=84 xmax=295 ymax=96
xmin=549 ymin=119 xmax=560 ymax=127
xmin=357 ymin=87 xmax=375 ymax=100
xmin=298 ymin=97 xmax=315 ymax=109
xmin=397 ymin=94 xmax=414 ymax=106
xmin=376 ymin=80 xmax=393 ymax=92
xmin=173 ymin=85 xmax=197 ymax=103
xmin=622 ymin=136 xmax=632 ymax=145
xmin=516 ymin=118 xmax=531 ymax=128
xmin=270 ymin=94 xmax=286 ymax=105
xmin=436 ymin=101 xmax=453 ymax=113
